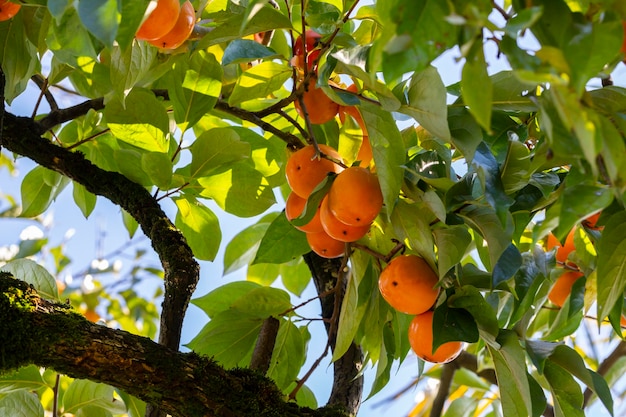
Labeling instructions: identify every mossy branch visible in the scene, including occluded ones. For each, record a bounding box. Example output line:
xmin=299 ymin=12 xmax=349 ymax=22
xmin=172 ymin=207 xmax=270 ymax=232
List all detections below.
xmin=0 ymin=274 xmax=349 ymax=417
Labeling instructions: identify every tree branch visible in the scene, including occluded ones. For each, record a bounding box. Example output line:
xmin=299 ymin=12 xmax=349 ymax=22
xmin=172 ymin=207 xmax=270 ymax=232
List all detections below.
xmin=0 ymin=274 xmax=348 ymax=417
xmin=583 ymin=340 xmax=626 ymax=407
xmin=430 ymin=362 xmax=457 ymax=417
xmin=304 ymin=252 xmax=364 ymax=416
xmin=1 ymin=112 xmax=199 ymax=356
xmin=250 ymin=316 xmax=281 ymax=374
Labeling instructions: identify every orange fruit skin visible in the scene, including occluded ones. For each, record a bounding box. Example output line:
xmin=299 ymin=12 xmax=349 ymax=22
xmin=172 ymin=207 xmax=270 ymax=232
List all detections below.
xmin=548 ymin=270 xmax=584 ymax=308
xmin=408 ymin=311 xmax=463 ymax=364
xmin=83 ymin=309 xmax=100 ymax=323
xmin=295 ymin=79 xmax=340 ymax=125
xmin=621 ymin=315 xmax=626 ymax=328
xmin=378 ymin=254 xmax=439 ymax=315
xmin=136 ymin=0 xmax=180 ymax=41
xmin=622 ymin=21 xmax=626 ymax=54
xmin=0 ymin=0 xmax=20 ymax=21
xmin=306 ymin=230 xmax=345 ymax=259
xmin=546 ymin=228 xmax=576 ymax=264
xmin=148 ymin=1 xmax=195 ymax=50
xmin=285 ymin=144 xmax=343 ymax=199
xmin=320 ymin=196 xmax=370 ymax=242
xmin=582 ymin=212 xmax=602 ymax=230
xmin=293 ymin=29 xmax=322 ymax=71
xmin=285 ymin=192 xmax=324 ymax=233
xmin=328 ymin=166 xmax=383 ymax=226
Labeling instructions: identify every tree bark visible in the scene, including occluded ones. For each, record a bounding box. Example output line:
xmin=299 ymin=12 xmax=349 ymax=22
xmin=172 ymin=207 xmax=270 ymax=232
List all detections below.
xmin=0 ymin=273 xmax=348 ymax=417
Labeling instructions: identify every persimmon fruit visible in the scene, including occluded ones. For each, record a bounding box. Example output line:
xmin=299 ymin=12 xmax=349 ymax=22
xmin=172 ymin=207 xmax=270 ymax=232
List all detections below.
xmin=328 ymin=166 xmax=382 ymax=226
xmin=548 ymin=270 xmax=584 ymax=308
xmin=136 ymin=0 xmax=180 ymax=41
xmin=285 ymin=144 xmax=343 ymax=198
xmin=285 ymin=192 xmax=324 ymax=233
xmin=378 ymin=254 xmax=439 ymax=315
xmin=582 ymin=212 xmax=602 ymax=230
xmin=319 ymin=196 xmax=370 ymax=242
xmin=408 ymin=311 xmax=463 ymax=364
xmin=546 ymin=228 xmax=576 ymax=264
xmin=148 ymin=1 xmax=195 ymax=50
xmin=306 ymin=230 xmax=345 ymax=259
xmin=293 ymin=29 xmax=322 ymax=71
xmin=0 ymin=0 xmax=20 ymax=21
xmin=295 ymin=79 xmax=340 ymax=125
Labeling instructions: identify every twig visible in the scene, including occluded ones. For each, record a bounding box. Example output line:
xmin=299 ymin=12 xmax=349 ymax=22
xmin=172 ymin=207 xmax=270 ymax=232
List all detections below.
xmin=430 ymin=362 xmax=458 ymax=417
xmin=491 ymin=0 xmax=511 ymax=20
xmin=31 ymin=74 xmax=59 ymax=112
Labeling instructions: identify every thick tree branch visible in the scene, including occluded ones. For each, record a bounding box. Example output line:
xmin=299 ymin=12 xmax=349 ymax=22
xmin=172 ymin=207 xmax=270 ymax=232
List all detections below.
xmin=1 ymin=112 xmax=198 ymax=355
xmin=305 ymin=252 xmax=364 ymax=416
xmin=0 ymin=274 xmax=347 ymax=417
xmin=250 ymin=316 xmax=281 ymax=374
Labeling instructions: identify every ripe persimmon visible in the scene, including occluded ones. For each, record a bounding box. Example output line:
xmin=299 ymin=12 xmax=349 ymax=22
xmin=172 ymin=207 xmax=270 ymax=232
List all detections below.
xmin=292 ymin=29 xmax=322 ymax=71
xmin=408 ymin=311 xmax=463 ymax=364
xmin=136 ymin=0 xmax=180 ymax=41
xmin=546 ymin=228 xmax=576 ymax=264
xmin=319 ymin=196 xmax=370 ymax=242
xmin=582 ymin=212 xmax=603 ymax=230
xmin=285 ymin=192 xmax=324 ymax=233
xmin=285 ymin=144 xmax=343 ymax=198
xmin=0 ymin=0 xmax=20 ymax=21
xmin=295 ymin=78 xmax=340 ymax=125
xmin=378 ymin=254 xmax=440 ymax=315
xmin=83 ymin=308 xmax=101 ymax=323
xmin=148 ymin=1 xmax=195 ymax=50
xmin=327 ymin=166 xmax=382 ymax=226
xmin=306 ymin=230 xmax=345 ymax=259
xmin=548 ymin=270 xmax=584 ymax=308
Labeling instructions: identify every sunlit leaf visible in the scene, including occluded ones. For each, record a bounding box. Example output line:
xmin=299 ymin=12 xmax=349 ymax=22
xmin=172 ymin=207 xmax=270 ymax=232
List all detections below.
xmin=3 ymin=259 xmax=59 ymax=301
xmin=174 ymin=196 xmax=221 ymax=261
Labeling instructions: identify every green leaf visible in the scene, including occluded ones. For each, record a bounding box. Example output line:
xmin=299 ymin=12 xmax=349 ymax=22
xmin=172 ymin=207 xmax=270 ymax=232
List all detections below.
xmin=230 ymin=286 xmax=291 ymax=318
xmin=72 ymin=182 xmax=97 ymax=218
xmin=0 ymin=391 xmax=44 ymax=417
xmin=390 ymin=199 xmax=435 ymax=267
xmin=360 ymin=102 xmax=405 ymax=216
xmin=228 ymin=61 xmax=292 ymax=106
xmin=110 ymin=40 xmax=156 ymax=102
xmin=526 ymin=339 xmax=561 ymax=374
xmin=113 ymin=149 xmax=152 ymax=186
xmin=196 ymin=162 xmax=276 ymax=217
xmin=105 ymin=89 xmax=170 ymax=153
xmin=253 ymin=212 xmax=311 ymax=264
xmin=267 ymin=320 xmax=306 ymax=390
xmin=447 ymin=286 xmax=499 ymax=346
xmin=223 ymin=214 xmax=278 ymax=275
xmin=0 ymin=366 xmax=46 ymax=394
xmin=189 ymin=128 xmax=251 ymax=179
xmin=501 ymin=140 xmax=532 ymax=194
xmin=47 ymin=8 xmax=98 ymax=66
xmin=433 ymin=226 xmax=472 ymax=278
xmin=116 ymin=391 xmax=146 ymax=417
xmin=222 ymin=39 xmax=280 ymax=65
xmin=487 ymin=330 xmax=533 ymax=417
xmin=0 ymin=13 xmax=40 ymax=103
xmin=63 ymin=380 xmax=126 ymax=414
xmin=174 ymin=196 xmax=221 ymax=261
xmin=2 ymin=259 xmax=59 ymax=301
xmin=77 ymin=0 xmax=120 ymax=48
xmin=166 ymin=51 xmax=223 ymax=132
xmin=461 ymin=46 xmax=493 ymax=132
xmin=191 ymin=281 xmax=262 ymax=319
xmin=432 ymin=302 xmax=479 ymax=349
xmin=544 ymin=360 xmax=584 ymax=417
xmin=117 ymin=1 xmax=149 ymax=50
xmin=279 ymin=258 xmax=311 ymax=297
xmin=247 ymin=262 xmax=280 ymax=286
xmin=141 ymin=152 xmax=173 ymax=189
xmin=596 ymin=211 xmax=626 ymax=320
xmin=402 ymin=66 xmax=451 ymax=140
xmin=549 ymin=345 xmax=613 ymax=415
xmin=20 ymin=166 xmax=69 ymax=218
xmin=121 ymin=209 xmax=139 ymax=238
xmin=186 ymin=310 xmax=262 ymax=368
xmin=492 ymin=243 xmax=523 ymax=288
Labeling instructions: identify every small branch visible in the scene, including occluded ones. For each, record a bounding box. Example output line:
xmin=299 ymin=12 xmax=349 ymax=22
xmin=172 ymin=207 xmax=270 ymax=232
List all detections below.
xmin=31 ymin=74 xmax=59 ymax=112
xmin=491 ymin=0 xmax=511 ymax=20
xmin=430 ymin=362 xmax=458 ymax=417
xmin=250 ymin=316 xmax=281 ymax=374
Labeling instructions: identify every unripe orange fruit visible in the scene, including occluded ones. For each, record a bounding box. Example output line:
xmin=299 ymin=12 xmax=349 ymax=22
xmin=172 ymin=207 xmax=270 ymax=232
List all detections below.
xmin=548 ymin=270 xmax=584 ymax=308
xmin=148 ymin=1 xmax=195 ymax=50
xmin=319 ymin=196 xmax=370 ymax=242
xmin=328 ymin=166 xmax=382 ymax=226
xmin=306 ymin=230 xmax=345 ymax=259
xmin=285 ymin=192 xmax=324 ymax=233
xmin=408 ymin=311 xmax=463 ymax=364
xmin=0 ymin=0 xmax=20 ymax=21
xmin=285 ymin=144 xmax=343 ymax=198
xmin=378 ymin=254 xmax=439 ymax=315
xmin=136 ymin=0 xmax=180 ymax=41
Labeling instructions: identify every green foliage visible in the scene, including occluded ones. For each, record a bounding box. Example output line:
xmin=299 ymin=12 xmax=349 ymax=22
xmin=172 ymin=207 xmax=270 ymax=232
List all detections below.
xmin=2 ymin=0 xmax=626 ymax=416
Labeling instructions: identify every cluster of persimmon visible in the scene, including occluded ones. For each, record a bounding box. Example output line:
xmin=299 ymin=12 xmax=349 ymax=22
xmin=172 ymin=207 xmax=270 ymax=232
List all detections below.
xmin=545 ymin=212 xmax=602 ymax=308
xmin=378 ymin=254 xmax=463 ymax=364
xmin=285 ymin=143 xmax=382 ymax=259
xmin=0 ymin=0 xmax=20 ymax=21
xmin=135 ymin=0 xmax=195 ymax=50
